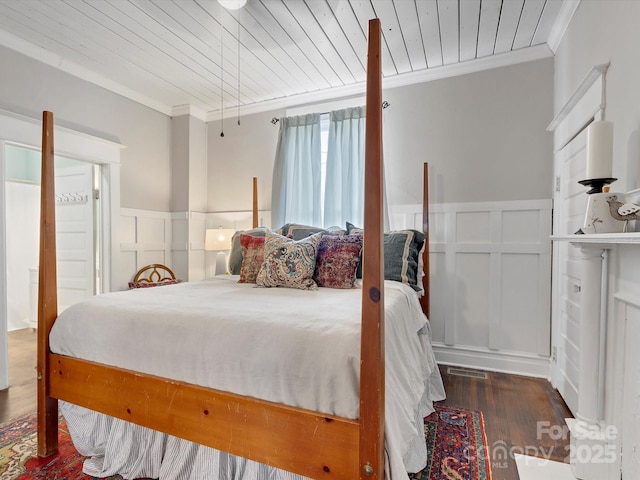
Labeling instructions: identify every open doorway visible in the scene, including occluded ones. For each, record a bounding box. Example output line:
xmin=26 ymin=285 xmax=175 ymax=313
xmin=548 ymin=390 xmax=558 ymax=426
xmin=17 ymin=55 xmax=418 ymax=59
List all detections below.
xmin=0 ymin=110 xmax=122 ymax=393
xmin=4 ymin=144 xmax=101 ymax=397
xmin=5 ymin=144 xmax=100 ymax=331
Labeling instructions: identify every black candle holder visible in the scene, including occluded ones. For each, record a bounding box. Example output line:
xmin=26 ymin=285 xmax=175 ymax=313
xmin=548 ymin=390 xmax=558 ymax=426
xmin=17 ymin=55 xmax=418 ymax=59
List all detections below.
xmin=578 ymin=177 xmax=617 ymax=194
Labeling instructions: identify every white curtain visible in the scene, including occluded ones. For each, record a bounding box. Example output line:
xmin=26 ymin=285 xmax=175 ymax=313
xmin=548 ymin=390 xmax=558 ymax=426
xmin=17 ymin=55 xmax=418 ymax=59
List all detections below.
xmin=271 ymin=113 xmax=321 ymax=228
xmin=324 ymin=106 xmax=366 ymax=228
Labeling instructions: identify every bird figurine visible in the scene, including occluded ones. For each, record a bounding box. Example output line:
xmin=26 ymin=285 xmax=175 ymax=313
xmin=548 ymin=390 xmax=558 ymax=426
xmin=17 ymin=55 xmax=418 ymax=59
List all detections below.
xmin=605 ymin=194 xmax=640 ymax=232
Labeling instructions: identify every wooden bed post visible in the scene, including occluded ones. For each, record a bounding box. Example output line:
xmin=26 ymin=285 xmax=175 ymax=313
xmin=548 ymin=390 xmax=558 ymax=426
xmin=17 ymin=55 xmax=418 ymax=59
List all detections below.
xmin=360 ymin=18 xmax=385 ymax=480
xmin=37 ymin=110 xmax=59 ymax=457
xmin=252 ymin=176 xmax=258 ymax=228
xmin=420 ymin=163 xmax=430 ymax=319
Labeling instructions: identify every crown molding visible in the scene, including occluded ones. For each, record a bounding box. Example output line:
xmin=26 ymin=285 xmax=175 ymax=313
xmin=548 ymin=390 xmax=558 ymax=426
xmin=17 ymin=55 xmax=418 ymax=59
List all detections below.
xmin=547 ymin=0 xmax=582 ymax=54
xmin=171 ymin=105 xmax=208 ymax=122
xmin=384 ymin=43 xmax=553 ymax=90
xmin=209 ymin=44 xmax=554 ymax=122
xmin=0 ymin=29 xmax=172 ymax=116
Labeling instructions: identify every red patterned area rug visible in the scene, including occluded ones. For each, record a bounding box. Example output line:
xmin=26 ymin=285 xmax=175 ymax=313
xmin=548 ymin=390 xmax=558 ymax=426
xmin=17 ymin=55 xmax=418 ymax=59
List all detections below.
xmin=0 ymin=412 xmax=151 ymax=480
xmin=1 ymin=405 xmax=490 ymax=480
xmin=410 ymin=404 xmax=492 ymax=480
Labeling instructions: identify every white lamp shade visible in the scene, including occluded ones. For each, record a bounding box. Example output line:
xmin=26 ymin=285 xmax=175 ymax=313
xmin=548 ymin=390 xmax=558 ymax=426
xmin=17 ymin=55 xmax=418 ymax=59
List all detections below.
xmin=205 ymin=228 xmax=235 ymax=251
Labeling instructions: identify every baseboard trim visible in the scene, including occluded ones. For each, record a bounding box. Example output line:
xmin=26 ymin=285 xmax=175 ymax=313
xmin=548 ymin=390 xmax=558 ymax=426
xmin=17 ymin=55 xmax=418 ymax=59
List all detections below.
xmin=434 ymin=344 xmax=551 ymax=378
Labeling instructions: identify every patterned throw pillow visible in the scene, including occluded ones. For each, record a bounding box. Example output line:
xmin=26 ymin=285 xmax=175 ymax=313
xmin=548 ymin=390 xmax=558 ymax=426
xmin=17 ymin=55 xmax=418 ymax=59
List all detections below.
xmin=257 ymin=231 xmax=322 ymax=290
xmin=314 ymin=234 xmax=362 ymax=289
xmin=238 ymin=234 xmax=266 ymax=284
xmin=229 ymin=228 xmax=267 ymax=275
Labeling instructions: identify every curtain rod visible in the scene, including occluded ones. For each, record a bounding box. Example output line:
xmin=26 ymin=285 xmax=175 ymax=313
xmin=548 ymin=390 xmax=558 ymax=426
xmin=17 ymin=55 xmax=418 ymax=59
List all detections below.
xmin=270 ymin=101 xmax=390 ymax=124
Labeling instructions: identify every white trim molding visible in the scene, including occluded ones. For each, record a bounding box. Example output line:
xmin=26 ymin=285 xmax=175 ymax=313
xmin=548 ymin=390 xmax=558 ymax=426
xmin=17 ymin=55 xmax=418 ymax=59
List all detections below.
xmin=433 ymin=344 xmax=551 ymax=378
xmin=546 ymin=0 xmax=582 ymax=53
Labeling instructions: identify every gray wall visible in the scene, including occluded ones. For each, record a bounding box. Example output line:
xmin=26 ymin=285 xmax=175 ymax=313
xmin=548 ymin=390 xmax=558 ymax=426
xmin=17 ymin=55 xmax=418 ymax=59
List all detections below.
xmin=383 ymin=58 xmax=554 ymax=206
xmin=171 ymin=115 xmax=190 ymax=213
xmin=0 ymin=44 xmax=172 ymax=211
xmin=207 ymin=108 xmax=283 ymax=213
xmin=554 ymin=0 xmax=640 ymax=192
xmin=207 ymin=58 xmax=554 ymax=215
xmin=0 ymin=39 xmax=554 ymax=214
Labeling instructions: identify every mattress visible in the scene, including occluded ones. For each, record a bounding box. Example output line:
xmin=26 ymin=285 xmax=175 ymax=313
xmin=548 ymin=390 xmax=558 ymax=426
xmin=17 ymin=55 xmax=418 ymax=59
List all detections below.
xmin=50 ymin=276 xmax=445 ymax=480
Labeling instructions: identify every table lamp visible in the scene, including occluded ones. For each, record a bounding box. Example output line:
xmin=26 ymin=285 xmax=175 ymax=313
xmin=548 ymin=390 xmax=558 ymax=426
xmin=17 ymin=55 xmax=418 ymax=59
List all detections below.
xmin=205 ymin=228 xmax=235 ymax=276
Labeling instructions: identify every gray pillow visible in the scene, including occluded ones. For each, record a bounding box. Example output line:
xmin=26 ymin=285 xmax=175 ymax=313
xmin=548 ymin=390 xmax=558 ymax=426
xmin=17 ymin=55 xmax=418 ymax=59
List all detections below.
xmin=383 ymin=230 xmax=425 ymax=291
xmin=278 ymin=223 xmax=331 ymax=240
xmin=346 ymin=222 xmax=425 ymax=290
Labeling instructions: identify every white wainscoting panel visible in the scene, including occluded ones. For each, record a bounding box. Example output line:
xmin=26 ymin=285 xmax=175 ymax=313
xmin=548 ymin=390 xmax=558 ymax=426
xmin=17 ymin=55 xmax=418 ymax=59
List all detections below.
xmin=119 ymin=208 xmax=173 ymax=290
xmin=391 ymin=199 xmax=553 ymax=376
xmin=120 ymin=208 xmax=272 ymax=287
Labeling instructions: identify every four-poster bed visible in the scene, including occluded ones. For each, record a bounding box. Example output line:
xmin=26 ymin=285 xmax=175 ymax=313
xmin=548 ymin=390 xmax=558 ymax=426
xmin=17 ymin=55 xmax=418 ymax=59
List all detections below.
xmin=37 ymin=19 xmax=441 ymax=480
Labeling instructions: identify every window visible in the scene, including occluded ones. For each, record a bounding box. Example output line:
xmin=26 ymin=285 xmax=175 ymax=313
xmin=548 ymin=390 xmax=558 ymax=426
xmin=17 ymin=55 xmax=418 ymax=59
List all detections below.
xmin=272 ymin=99 xmax=366 ymax=229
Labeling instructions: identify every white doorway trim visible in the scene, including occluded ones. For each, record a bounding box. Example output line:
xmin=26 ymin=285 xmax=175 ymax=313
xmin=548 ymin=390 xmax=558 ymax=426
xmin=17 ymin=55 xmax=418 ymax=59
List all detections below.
xmin=0 ymin=109 xmax=123 ymax=390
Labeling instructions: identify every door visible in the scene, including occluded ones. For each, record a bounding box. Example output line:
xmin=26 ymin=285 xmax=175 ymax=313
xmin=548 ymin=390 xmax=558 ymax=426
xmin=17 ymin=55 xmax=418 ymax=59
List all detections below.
xmin=549 ymin=66 xmax=608 ymax=415
xmin=551 ymin=129 xmax=588 ymax=415
xmin=54 ymin=162 xmax=96 ymax=312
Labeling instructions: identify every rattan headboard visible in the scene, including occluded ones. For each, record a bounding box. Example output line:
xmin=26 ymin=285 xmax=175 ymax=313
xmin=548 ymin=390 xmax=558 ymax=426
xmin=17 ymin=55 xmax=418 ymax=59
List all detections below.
xmin=132 ymin=264 xmax=176 ymax=283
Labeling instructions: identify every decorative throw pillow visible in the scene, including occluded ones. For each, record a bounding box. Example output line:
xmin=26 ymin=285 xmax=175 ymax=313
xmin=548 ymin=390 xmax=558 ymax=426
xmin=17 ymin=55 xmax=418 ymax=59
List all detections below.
xmin=257 ymin=231 xmax=322 ymax=290
xmin=345 ymin=222 xmax=425 ymax=291
xmin=229 ymin=228 xmax=267 ymax=274
xmin=314 ymin=234 xmax=362 ymax=289
xmin=278 ymin=223 xmax=331 ymax=240
xmin=346 ymin=221 xmax=364 ymax=235
xmin=238 ymin=234 xmax=266 ymax=284
xmin=383 ymin=230 xmax=425 ymax=291
xmin=346 ymin=222 xmax=365 ymax=278
xmin=326 ymin=225 xmax=347 ymax=235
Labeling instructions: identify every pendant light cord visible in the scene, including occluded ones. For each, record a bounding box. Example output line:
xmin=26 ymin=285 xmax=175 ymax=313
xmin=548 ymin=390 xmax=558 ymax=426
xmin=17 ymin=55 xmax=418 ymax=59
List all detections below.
xmin=220 ymin=6 xmax=225 ymax=137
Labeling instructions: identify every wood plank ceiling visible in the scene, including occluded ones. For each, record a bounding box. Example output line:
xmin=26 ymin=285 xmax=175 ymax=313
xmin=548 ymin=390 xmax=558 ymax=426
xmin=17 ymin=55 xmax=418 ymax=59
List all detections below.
xmin=0 ymin=0 xmax=577 ymax=119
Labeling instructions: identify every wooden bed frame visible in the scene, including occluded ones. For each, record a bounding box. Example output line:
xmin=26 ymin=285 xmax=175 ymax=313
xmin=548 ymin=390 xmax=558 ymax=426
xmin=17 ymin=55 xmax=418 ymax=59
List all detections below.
xmin=37 ymin=19 xmax=430 ymax=480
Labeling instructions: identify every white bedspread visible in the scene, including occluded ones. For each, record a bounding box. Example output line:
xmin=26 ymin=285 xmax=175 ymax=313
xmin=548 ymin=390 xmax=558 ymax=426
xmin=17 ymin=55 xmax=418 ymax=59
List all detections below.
xmin=51 ymin=277 xmax=445 ymax=480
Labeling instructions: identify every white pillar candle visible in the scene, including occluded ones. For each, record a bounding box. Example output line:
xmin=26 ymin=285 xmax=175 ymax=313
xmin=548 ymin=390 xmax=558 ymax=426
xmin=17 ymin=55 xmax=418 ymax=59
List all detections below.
xmin=586 ymin=120 xmax=613 ymax=179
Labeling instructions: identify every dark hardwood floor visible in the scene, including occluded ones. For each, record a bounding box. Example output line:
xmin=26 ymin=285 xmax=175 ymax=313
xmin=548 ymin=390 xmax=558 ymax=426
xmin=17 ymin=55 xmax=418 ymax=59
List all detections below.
xmin=0 ymin=330 xmax=572 ymax=480
xmin=438 ymin=364 xmax=573 ymax=480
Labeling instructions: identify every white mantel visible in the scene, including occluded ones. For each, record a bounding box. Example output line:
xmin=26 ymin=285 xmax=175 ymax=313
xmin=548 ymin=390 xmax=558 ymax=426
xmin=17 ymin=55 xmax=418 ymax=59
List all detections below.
xmin=551 ymin=233 xmax=640 ymax=245
xmin=552 ymin=233 xmax=640 ymax=480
